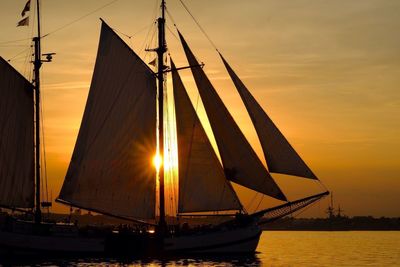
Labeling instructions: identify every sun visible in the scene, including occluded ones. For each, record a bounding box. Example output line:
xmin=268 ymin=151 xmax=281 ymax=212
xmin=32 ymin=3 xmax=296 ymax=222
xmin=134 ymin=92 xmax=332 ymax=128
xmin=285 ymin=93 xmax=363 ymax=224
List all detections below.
xmin=153 ymin=153 xmax=162 ymax=171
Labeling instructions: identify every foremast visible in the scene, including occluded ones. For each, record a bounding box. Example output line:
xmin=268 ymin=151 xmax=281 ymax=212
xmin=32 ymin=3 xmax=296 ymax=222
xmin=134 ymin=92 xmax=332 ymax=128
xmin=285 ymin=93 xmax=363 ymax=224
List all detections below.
xmin=157 ymin=0 xmax=167 ymax=232
xmin=33 ymin=0 xmax=42 ymax=224
xmin=32 ymin=0 xmax=54 ymax=223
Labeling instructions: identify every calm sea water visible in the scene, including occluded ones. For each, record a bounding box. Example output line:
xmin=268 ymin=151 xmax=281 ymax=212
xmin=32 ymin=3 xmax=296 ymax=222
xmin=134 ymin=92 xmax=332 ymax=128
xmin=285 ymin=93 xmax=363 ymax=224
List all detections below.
xmin=1 ymin=231 xmax=399 ymax=266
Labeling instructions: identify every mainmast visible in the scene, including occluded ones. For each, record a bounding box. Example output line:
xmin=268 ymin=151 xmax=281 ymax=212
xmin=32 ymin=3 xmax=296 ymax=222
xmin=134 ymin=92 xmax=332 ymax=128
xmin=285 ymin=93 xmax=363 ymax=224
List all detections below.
xmin=33 ymin=0 xmax=42 ymax=224
xmin=157 ymin=0 xmax=167 ymax=232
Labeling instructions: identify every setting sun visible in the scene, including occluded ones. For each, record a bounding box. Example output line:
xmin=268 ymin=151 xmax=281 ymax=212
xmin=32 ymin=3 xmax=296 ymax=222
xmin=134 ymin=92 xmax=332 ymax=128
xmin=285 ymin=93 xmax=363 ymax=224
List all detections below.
xmin=153 ymin=153 xmax=162 ymax=171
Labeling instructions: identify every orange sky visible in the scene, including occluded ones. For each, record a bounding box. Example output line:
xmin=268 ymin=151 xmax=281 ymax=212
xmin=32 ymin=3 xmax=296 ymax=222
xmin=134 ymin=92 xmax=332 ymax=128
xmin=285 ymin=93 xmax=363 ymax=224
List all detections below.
xmin=1 ymin=0 xmax=399 ymax=217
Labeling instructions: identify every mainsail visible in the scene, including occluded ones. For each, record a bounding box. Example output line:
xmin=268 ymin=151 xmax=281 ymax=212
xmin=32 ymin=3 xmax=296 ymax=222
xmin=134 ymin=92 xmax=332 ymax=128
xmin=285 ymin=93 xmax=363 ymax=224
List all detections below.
xmin=220 ymin=54 xmax=317 ymax=179
xmin=0 ymin=57 xmax=34 ymax=208
xmin=58 ymin=21 xmax=157 ymax=220
xmin=178 ymin=32 xmax=286 ymax=201
xmin=171 ymin=60 xmax=242 ymax=213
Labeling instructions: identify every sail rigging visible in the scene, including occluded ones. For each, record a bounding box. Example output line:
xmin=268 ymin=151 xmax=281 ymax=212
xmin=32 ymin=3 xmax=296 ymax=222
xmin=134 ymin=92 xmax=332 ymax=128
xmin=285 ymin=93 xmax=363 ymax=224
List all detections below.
xmin=0 ymin=1 xmax=333 ymax=256
xmin=220 ymin=54 xmax=317 ymax=179
xmin=171 ymin=60 xmax=242 ymax=213
xmin=157 ymin=0 xmax=167 ymax=230
xmin=58 ymin=21 xmax=157 ymax=220
xmin=178 ymin=32 xmax=286 ymax=201
xmin=0 ymin=57 xmax=35 ymax=209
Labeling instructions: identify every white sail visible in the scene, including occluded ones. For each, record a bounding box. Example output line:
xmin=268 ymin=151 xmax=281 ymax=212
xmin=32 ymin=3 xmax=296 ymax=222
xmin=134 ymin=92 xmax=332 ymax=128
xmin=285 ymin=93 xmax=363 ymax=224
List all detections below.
xmin=220 ymin=54 xmax=317 ymax=179
xmin=0 ymin=57 xmax=34 ymax=208
xmin=58 ymin=21 xmax=157 ymax=220
xmin=171 ymin=60 xmax=242 ymax=213
xmin=178 ymin=33 xmax=286 ymax=201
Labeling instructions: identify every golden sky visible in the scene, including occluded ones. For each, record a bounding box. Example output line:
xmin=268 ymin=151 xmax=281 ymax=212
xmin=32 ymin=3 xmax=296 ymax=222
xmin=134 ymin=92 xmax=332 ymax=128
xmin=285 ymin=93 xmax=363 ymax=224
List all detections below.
xmin=1 ymin=0 xmax=399 ymax=217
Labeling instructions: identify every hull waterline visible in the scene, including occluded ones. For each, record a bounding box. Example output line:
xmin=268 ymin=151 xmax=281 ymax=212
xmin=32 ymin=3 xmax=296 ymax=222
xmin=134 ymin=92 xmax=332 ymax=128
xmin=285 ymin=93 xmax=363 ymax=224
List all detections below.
xmin=164 ymin=222 xmax=261 ymax=254
xmin=0 ymin=221 xmax=261 ymax=257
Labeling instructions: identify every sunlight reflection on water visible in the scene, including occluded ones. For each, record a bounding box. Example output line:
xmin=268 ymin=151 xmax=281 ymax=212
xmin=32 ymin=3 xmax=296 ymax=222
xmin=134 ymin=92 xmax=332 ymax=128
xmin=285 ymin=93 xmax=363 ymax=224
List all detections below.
xmin=1 ymin=231 xmax=399 ymax=266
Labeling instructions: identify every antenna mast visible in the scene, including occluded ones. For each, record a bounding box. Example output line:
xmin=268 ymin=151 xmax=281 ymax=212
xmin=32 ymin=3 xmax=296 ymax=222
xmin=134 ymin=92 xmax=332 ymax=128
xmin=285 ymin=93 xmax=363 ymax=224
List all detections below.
xmin=157 ymin=0 xmax=167 ymax=232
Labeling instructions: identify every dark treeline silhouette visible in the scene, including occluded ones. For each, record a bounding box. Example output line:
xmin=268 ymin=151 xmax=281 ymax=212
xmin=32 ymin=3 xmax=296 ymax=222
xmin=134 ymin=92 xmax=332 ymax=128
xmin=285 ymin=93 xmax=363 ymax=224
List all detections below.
xmin=262 ymin=216 xmax=400 ymax=231
xmin=1 ymin=210 xmax=399 ymax=231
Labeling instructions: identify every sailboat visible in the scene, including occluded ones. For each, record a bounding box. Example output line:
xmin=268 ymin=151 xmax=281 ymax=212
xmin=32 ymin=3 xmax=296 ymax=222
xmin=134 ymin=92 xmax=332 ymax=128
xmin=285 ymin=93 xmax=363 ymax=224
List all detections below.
xmin=0 ymin=0 xmax=328 ymax=256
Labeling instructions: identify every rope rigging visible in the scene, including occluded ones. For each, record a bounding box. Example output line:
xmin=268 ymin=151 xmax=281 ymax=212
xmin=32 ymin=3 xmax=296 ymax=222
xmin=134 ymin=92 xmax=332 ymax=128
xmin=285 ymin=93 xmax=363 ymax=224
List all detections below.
xmin=177 ymin=0 xmax=219 ymax=51
xmin=6 ymin=47 xmax=31 ymax=62
xmin=0 ymin=0 xmax=331 ymax=224
xmin=0 ymin=37 xmax=32 ymax=45
xmin=39 ymin=71 xmax=51 ymax=213
xmin=42 ymin=0 xmax=122 ymax=39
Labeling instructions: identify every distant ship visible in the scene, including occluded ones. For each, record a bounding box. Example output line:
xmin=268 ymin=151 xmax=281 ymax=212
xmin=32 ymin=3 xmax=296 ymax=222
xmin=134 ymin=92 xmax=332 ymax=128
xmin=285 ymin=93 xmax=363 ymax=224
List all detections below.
xmin=0 ymin=0 xmax=329 ymax=256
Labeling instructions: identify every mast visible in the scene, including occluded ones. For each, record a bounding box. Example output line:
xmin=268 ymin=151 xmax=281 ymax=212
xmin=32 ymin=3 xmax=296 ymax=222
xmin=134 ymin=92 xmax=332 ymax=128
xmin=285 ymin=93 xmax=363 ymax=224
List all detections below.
xmin=33 ymin=0 xmax=42 ymax=224
xmin=157 ymin=0 xmax=167 ymax=231
xmin=327 ymin=192 xmax=335 ymax=219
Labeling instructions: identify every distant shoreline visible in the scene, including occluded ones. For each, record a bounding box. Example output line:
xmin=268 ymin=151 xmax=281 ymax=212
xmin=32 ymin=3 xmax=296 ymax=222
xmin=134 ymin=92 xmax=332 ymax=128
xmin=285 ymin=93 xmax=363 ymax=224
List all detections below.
xmin=263 ymin=229 xmax=400 ymax=231
xmin=261 ymin=216 xmax=400 ymax=231
xmin=1 ymin=211 xmax=399 ymax=231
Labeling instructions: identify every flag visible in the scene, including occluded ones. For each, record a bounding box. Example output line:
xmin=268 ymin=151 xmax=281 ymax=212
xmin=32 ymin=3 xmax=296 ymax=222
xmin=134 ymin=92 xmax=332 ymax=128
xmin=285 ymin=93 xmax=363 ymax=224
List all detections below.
xmin=148 ymin=58 xmax=157 ymax=67
xmin=21 ymin=0 xmax=31 ymax=17
xmin=17 ymin=17 xmax=29 ymax=27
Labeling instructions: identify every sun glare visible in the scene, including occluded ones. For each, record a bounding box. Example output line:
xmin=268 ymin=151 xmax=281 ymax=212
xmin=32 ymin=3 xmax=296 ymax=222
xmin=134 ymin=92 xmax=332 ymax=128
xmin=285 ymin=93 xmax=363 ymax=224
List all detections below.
xmin=153 ymin=153 xmax=162 ymax=171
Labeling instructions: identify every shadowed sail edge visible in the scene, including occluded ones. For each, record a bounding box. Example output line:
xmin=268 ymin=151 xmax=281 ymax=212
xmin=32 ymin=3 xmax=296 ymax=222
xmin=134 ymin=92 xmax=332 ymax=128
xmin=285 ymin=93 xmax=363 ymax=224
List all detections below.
xmin=219 ymin=53 xmax=318 ymax=180
xmin=171 ymin=59 xmax=242 ymax=213
xmin=58 ymin=21 xmax=157 ymax=220
xmin=0 ymin=57 xmax=35 ymax=209
xmin=177 ymin=32 xmax=287 ymax=202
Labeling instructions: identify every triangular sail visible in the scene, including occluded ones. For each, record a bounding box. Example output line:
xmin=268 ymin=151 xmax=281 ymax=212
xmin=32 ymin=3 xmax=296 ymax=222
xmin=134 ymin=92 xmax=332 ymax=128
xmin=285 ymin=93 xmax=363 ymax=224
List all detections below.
xmin=58 ymin=21 xmax=157 ymax=220
xmin=178 ymin=32 xmax=286 ymax=201
xmin=220 ymin=54 xmax=317 ymax=179
xmin=171 ymin=60 xmax=242 ymax=213
xmin=0 ymin=57 xmax=34 ymax=208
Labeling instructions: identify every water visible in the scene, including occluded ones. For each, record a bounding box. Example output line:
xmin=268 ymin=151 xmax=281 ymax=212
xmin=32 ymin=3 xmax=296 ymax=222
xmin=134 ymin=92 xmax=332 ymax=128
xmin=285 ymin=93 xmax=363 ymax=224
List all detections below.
xmin=1 ymin=231 xmax=399 ymax=266
xmin=258 ymin=231 xmax=400 ymax=267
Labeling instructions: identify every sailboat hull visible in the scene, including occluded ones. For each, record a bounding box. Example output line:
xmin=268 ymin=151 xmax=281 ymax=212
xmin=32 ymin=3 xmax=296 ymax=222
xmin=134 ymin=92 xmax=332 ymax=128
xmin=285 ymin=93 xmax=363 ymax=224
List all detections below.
xmin=0 ymin=219 xmax=261 ymax=256
xmin=0 ymin=230 xmax=105 ymax=256
xmin=0 ymin=220 xmax=105 ymax=256
xmin=164 ymin=222 xmax=261 ymax=254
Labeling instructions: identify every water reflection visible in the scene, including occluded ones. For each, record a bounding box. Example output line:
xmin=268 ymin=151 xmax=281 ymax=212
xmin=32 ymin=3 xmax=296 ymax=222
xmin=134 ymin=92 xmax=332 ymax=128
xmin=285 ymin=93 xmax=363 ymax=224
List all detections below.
xmin=2 ymin=232 xmax=399 ymax=266
xmin=1 ymin=255 xmax=261 ymax=267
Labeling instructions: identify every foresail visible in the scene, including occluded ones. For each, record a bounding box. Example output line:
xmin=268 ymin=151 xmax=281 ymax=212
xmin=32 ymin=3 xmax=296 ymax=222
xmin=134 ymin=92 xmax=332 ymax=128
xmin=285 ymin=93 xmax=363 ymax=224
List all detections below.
xmin=220 ymin=54 xmax=317 ymax=179
xmin=178 ymin=32 xmax=286 ymax=201
xmin=171 ymin=60 xmax=242 ymax=213
xmin=0 ymin=57 xmax=34 ymax=208
xmin=58 ymin=21 xmax=157 ymax=220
